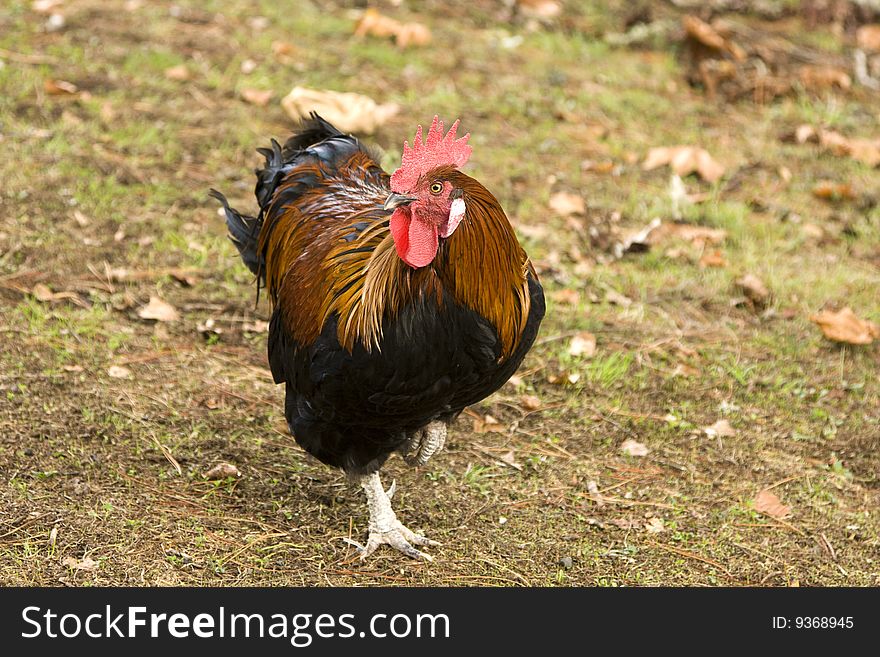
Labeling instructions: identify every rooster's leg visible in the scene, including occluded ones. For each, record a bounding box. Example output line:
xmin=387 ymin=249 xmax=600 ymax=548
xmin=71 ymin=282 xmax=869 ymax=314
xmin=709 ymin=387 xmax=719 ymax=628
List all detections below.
xmin=402 ymin=421 xmax=447 ymax=466
xmin=346 ymin=471 xmax=439 ymax=561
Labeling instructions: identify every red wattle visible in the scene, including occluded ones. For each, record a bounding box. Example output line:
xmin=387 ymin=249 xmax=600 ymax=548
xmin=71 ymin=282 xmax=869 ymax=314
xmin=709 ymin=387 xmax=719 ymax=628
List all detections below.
xmin=390 ymin=208 xmax=438 ymax=268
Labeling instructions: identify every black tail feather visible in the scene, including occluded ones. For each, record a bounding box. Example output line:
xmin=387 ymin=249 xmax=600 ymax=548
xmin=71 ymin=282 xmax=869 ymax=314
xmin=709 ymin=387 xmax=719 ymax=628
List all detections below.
xmin=209 ymin=188 xmax=264 ymax=279
xmin=280 ymin=113 xmax=344 ymax=157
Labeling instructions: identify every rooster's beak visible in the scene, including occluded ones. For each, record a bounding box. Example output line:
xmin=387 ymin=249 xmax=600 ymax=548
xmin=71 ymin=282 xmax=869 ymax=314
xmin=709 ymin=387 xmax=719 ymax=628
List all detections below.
xmin=384 ymin=193 xmax=417 ymax=211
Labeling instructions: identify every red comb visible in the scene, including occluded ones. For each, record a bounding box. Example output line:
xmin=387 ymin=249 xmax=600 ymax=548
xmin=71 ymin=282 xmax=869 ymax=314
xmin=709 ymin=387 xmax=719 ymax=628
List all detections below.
xmin=390 ymin=116 xmax=472 ymax=193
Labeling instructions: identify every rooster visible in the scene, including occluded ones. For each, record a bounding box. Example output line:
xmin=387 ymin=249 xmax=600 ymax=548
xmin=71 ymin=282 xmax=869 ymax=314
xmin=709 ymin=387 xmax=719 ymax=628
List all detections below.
xmin=211 ymin=115 xmax=544 ymax=560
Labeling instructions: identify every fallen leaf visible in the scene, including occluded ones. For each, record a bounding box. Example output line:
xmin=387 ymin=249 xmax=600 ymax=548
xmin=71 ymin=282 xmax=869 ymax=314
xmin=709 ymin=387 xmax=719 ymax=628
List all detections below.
xmin=644 ymin=517 xmax=665 ymax=533
xmin=548 ymin=191 xmax=585 ymax=217
xmin=242 ymin=320 xmax=269 ymax=333
xmin=497 ymin=450 xmax=522 ymax=471
xmin=604 ymin=289 xmax=632 ymax=306
xmin=551 ymin=289 xmax=580 ymax=306
xmin=620 ymin=439 xmax=649 ymax=457
xmin=735 ymin=274 xmax=770 ymax=307
xmin=568 ymin=332 xmax=597 ymax=358
xmin=643 ymin=146 xmax=725 ymax=182
xmin=856 ymin=24 xmax=880 ymax=53
xmin=520 ymin=395 xmax=542 ymax=411
xmin=107 ymin=365 xmax=132 ymax=379
xmin=798 ymin=65 xmax=851 ymax=92
xmin=682 ymin=14 xmax=745 ymax=61
xmin=241 ymin=87 xmax=274 ymax=106
xmin=810 ymin=307 xmax=880 ymax=345
xmin=32 ymin=0 xmax=64 ymax=13
xmin=44 ymin=78 xmax=78 ymax=95
xmin=582 ymin=159 xmax=616 ymax=174
xmin=698 ymin=249 xmax=727 ymax=268
xmin=62 ymin=556 xmax=99 ymax=571
xmin=794 ymin=124 xmax=817 ymax=144
xmin=651 ymin=223 xmax=727 ymax=247
xmin=812 ymin=181 xmax=856 ymax=202
xmin=205 ymin=463 xmax=241 ymax=480
xmin=792 ymin=127 xmax=880 ymax=168
xmin=518 ymin=0 xmax=562 ymax=19
xmin=703 ymin=419 xmax=736 ymax=438
xmin=473 ymin=414 xmax=506 ymax=434
xmin=354 ymin=9 xmax=431 ymax=49
xmin=281 ymin=87 xmax=398 ymax=135
xmin=30 ymin=283 xmax=78 ymax=303
xmin=394 ymin=23 xmax=431 ymax=48
xmin=753 ymin=489 xmax=791 ymax=519
xmin=164 ymin=64 xmax=190 ymax=81
xmin=137 ymin=296 xmax=179 ymax=322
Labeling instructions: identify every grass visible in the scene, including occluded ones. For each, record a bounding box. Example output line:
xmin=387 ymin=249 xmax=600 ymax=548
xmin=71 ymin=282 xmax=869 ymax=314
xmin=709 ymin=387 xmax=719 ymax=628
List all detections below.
xmin=0 ymin=0 xmax=878 ymax=586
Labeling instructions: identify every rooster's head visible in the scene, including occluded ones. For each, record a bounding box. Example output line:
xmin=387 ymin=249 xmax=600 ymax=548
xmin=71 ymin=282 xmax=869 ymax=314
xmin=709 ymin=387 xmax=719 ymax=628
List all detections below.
xmin=385 ymin=116 xmax=472 ymax=268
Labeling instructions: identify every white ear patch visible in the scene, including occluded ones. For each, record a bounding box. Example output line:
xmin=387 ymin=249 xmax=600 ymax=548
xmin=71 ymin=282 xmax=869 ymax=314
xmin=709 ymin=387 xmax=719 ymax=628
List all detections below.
xmin=441 ymin=197 xmax=466 ymax=238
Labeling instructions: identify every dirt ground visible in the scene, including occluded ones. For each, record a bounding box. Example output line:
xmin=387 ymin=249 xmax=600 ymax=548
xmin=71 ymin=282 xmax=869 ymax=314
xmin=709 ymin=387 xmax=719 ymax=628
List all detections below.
xmin=1 ymin=0 xmax=878 ymax=586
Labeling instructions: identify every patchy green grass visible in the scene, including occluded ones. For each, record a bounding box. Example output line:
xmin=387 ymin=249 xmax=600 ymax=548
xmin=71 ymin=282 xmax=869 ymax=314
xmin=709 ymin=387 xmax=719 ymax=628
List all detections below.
xmin=1 ymin=0 xmax=878 ymax=586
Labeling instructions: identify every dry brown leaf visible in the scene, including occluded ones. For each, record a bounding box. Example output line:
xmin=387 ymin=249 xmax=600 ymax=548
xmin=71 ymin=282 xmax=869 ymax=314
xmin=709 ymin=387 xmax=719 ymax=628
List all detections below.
xmin=354 ymin=9 xmax=431 ymax=49
xmin=205 ymin=463 xmax=241 ymax=480
xmin=497 ymin=450 xmax=522 ymax=471
xmin=651 ymin=223 xmax=727 ymax=247
xmin=735 ymin=274 xmax=770 ymax=306
xmin=548 ymin=192 xmax=585 ymax=217
xmin=551 ymin=289 xmax=580 ymax=306
xmin=801 ymin=223 xmax=826 ymax=241
xmin=643 ymin=146 xmax=725 ymax=183
xmin=518 ymin=0 xmax=562 ymax=19
xmin=473 ymin=414 xmax=506 ymax=434
xmin=798 ymin=65 xmax=851 ymax=91
xmin=520 ymin=395 xmax=542 ymax=411
xmin=819 ymin=130 xmax=880 ymax=167
xmin=568 ymin=331 xmax=597 ymax=358
xmin=856 ymin=24 xmax=880 ymax=52
xmin=704 ymin=419 xmax=736 ymax=438
xmin=62 ymin=556 xmax=99 ymax=571
xmin=395 ymin=23 xmax=431 ymax=48
xmin=281 ymin=87 xmax=398 ymax=135
xmin=699 ymin=250 xmax=727 ymax=268
xmin=682 ymin=15 xmax=746 ymax=61
xmin=753 ymin=489 xmax=791 ymax=519
xmin=242 ymin=320 xmax=269 ymax=333
xmin=271 ymin=40 xmax=297 ymax=61
xmin=812 ymin=181 xmax=856 ymax=201
xmin=810 ymin=307 xmax=879 ymax=345
xmin=31 ymin=283 xmax=77 ymax=303
xmin=241 ymin=88 xmax=274 ymax=106
xmin=794 ymin=124 xmax=818 ymax=144
xmin=137 ymin=296 xmax=179 ymax=322
xmin=794 ymin=127 xmax=880 ymax=168
xmin=164 ymin=64 xmax=190 ymax=81
xmin=354 ymin=8 xmax=398 ymax=38
xmin=620 ymin=439 xmax=649 ymax=457
xmin=582 ymin=160 xmax=616 ymax=174
xmin=107 ymin=365 xmax=132 ymax=379
xmin=44 ymin=78 xmax=78 ymax=95
xmin=33 ymin=0 xmax=64 ymax=13
xmin=644 ymin=517 xmax=665 ymax=533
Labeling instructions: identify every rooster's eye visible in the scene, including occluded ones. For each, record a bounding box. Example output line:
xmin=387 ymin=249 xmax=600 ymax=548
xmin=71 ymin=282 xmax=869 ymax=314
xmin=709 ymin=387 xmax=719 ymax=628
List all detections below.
xmin=430 ymin=182 xmax=443 ymax=195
